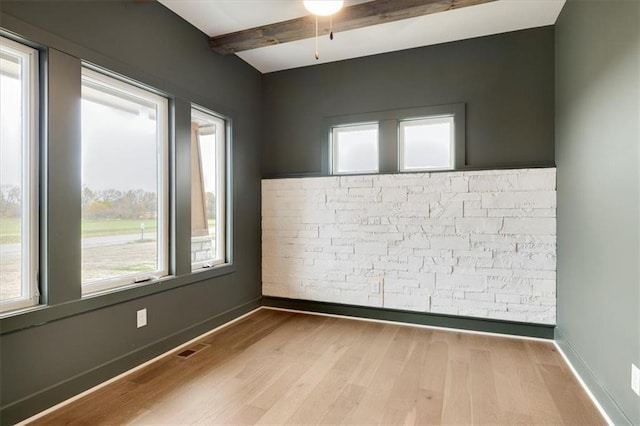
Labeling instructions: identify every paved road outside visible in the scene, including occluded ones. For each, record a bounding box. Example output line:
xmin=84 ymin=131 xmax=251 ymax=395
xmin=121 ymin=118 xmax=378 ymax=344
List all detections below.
xmin=1 ymin=233 xmax=157 ymax=256
xmin=1 ymin=234 xmax=157 ymax=300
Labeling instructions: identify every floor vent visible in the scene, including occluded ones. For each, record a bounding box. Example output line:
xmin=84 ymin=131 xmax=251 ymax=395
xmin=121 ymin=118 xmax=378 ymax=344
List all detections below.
xmin=176 ymin=343 xmax=209 ymax=359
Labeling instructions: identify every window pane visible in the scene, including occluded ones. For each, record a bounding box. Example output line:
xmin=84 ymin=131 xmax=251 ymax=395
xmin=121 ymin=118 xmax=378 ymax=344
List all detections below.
xmin=191 ymin=107 xmax=226 ymax=269
xmin=333 ymin=123 xmax=378 ymax=174
xmin=0 ymin=38 xmax=38 ymax=313
xmin=81 ymin=68 xmax=167 ymax=293
xmin=400 ymin=116 xmax=454 ymax=171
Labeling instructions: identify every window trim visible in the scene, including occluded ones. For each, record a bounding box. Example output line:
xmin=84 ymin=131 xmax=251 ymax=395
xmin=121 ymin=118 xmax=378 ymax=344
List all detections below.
xmin=0 ymin=27 xmax=243 ymax=326
xmin=0 ymin=36 xmax=40 ymax=314
xmin=330 ymin=122 xmax=379 ymax=175
xmin=190 ymin=105 xmax=228 ymax=271
xmin=398 ymin=115 xmax=455 ymax=172
xmin=322 ymin=103 xmax=465 ymax=175
xmin=80 ymin=66 xmax=169 ymax=295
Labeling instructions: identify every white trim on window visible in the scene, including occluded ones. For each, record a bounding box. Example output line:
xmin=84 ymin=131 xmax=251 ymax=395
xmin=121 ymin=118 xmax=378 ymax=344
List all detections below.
xmin=331 ymin=122 xmax=379 ymax=175
xmin=398 ymin=115 xmax=455 ymax=172
xmin=191 ymin=106 xmax=227 ymax=270
xmin=0 ymin=36 xmax=39 ymax=314
xmin=80 ymin=67 xmax=169 ymax=295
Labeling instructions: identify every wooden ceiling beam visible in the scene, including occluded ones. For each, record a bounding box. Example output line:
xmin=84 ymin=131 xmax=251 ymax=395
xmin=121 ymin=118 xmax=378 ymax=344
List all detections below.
xmin=210 ymin=0 xmax=497 ymax=55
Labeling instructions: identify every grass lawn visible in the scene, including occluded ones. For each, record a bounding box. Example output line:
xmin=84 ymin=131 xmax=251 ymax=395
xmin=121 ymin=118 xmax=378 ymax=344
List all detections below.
xmin=0 ymin=217 xmax=158 ymax=244
xmin=1 ymin=217 xmax=215 ymax=244
xmin=82 ymin=219 xmax=158 ymax=238
xmin=0 ymin=217 xmax=21 ymax=244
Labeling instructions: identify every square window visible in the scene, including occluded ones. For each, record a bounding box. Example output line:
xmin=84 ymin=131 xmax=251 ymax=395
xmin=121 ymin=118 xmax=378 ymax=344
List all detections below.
xmin=191 ymin=107 xmax=227 ymax=269
xmin=332 ymin=123 xmax=378 ymax=174
xmin=0 ymin=37 xmax=39 ymax=313
xmin=80 ymin=67 xmax=168 ymax=294
xmin=399 ymin=116 xmax=454 ymax=171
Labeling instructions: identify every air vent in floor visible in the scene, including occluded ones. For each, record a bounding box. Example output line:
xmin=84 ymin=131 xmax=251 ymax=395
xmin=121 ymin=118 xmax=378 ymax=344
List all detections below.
xmin=175 ymin=343 xmax=209 ymax=359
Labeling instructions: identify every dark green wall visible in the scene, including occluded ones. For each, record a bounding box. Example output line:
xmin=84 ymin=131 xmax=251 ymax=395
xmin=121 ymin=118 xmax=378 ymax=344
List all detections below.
xmin=262 ymin=26 xmax=555 ymax=177
xmin=3 ymin=0 xmax=638 ymax=424
xmin=0 ymin=1 xmax=262 ymax=423
xmin=555 ymin=0 xmax=639 ymax=424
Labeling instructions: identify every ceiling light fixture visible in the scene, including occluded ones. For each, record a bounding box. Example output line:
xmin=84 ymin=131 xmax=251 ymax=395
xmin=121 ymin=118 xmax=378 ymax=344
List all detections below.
xmin=303 ymin=0 xmax=344 ymax=60
xmin=303 ymin=0 xmax=344 ymax=16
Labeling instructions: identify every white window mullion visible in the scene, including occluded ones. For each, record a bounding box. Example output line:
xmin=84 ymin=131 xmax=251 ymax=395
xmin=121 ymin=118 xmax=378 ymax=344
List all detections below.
xmin=25 ymin=41 xmax=39 ymax=306
xmin=157 ymin=97 xmax=169 ymax=277
xmin=215 ymin=120 xmax=226 ymax=265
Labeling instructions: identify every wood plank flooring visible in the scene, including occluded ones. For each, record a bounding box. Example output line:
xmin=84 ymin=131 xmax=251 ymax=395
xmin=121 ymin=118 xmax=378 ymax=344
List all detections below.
xmin=30 ymin=308 xmax=606 ymax=425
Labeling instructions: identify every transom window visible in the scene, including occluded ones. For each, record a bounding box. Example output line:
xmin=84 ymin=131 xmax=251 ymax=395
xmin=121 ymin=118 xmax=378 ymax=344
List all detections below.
xmin=324 ymin=104 xmax=464 ymax=176
xmin=399 ymin=116 xmax=454 ymax=171
xmin=331 ymin=123 xmax=379 ymax=174
xmin=80 ymin=67 xmax=168 ymax=294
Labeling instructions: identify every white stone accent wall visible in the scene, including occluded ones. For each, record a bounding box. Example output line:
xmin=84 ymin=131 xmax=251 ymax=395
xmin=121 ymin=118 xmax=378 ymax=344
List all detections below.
xmin=262 ymin=168 xmax=556 ymax=324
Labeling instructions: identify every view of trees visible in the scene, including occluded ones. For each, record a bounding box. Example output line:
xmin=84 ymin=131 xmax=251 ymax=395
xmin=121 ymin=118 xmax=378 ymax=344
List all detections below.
xmin=206 ymin=192 xmax=216 ymax=220
xmin=0 ymin=185 xmax=216 ymax=221
xmin=0 ymin=185 xmax=21 ymax=217
xmin=82 ymin=187 xmax=157 ymax=219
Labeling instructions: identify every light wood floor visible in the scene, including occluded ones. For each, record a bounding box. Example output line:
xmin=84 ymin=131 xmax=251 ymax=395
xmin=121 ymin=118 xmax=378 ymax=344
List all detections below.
xmin=31 ymin=308 xmax=605 ymax=425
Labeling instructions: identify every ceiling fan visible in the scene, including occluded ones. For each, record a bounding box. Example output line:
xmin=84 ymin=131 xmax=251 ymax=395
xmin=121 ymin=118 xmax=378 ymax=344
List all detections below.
xmin=209 ymin=0 xmax=497 ymax=58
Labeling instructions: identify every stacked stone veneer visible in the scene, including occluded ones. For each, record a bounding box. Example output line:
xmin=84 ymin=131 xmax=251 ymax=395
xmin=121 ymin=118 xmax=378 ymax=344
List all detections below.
xmin=191 ymin=236 xmax=213 ymax=263
xmin=262 ymin=168 xmax=556 ymax=324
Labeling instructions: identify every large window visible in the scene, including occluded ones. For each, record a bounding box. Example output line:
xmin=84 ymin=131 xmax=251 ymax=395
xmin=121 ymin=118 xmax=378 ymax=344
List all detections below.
xmin=399 ymin=116 xmax=454 ymax=171
xmin=81 ymin=67 xmax=168 ymax=294
xmin=0 ymin=37 xmax=39 ymax=313
xmin=191 ymin=106 xmax=227 ymax=269
xmin=331 ymin=123 xmax=379 ymax=174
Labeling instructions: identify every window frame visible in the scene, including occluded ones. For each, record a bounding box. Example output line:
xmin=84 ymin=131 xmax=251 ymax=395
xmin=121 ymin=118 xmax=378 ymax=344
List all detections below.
xmin=80 ymin=66 xmax=169 ymax=296
xmin=330 ymin=122 xmax=380 ymax=175
xmin=322 ymin=103 xmax=465 ymax=175
xmin=190 ymin=105 xmax=228 ymax=271
xmin=0 ymin=36 xmax=40 ymax=314
xmin=398 ymin=115 xmax=455 ymax=172
xmin=0 ymin=30 xmax=241 ymax=330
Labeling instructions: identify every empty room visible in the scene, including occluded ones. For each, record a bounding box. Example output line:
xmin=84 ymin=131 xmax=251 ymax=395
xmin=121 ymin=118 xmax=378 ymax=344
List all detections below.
xmin=0 ymin=0 xmax=638 ymax=424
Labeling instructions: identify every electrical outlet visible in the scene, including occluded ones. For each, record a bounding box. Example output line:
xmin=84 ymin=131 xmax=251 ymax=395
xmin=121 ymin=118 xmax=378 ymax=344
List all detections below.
xmin=137 ymin=309 xmax=147 ymax=328
xmin=632 ymin=364 xmax=640 ymax=396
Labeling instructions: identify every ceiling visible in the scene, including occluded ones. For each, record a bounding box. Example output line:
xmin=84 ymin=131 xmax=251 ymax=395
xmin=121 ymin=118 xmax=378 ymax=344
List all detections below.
xmin=158 ymin=0 xmax=565 ymax=74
